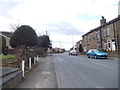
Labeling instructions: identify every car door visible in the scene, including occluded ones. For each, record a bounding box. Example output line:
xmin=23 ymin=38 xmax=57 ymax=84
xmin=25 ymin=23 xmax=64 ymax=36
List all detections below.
xmin=91 ymin=51 xmax=95 ymax=58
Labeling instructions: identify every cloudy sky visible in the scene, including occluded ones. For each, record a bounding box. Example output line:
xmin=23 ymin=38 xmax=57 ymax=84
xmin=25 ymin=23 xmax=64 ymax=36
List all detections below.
xmin=0 ymin=0 xmax=119 ymax=50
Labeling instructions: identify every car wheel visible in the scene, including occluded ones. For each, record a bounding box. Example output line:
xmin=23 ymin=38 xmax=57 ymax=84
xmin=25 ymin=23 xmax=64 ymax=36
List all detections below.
xmin=94 ymin=55 xmax=97 ymax=59
xmin=88 ymin=56 xmax=90 ymax=58
xmin=105 ymin=56 xmax=107 ymax=59
xmin=87 ymin=55 xmax=90 ymax=58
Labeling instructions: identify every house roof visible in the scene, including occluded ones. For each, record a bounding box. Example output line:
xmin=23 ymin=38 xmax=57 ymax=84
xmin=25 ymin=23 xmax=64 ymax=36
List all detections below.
xmin=82 ymin=16 xmax=120 ymax=37
xmin=0 ymin=32 xmax=13 ymax=39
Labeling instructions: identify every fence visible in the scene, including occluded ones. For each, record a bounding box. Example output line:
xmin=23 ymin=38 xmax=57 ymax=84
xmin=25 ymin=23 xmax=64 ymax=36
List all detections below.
xmin=22 ymin=56 xmax=39 ymax=78
xmin=1 ymin=56 xmax=39 ymax=88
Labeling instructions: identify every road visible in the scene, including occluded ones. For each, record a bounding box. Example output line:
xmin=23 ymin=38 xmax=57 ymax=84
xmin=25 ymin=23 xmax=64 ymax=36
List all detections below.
xmin=53 ymin=53 xmax=118 ymax=88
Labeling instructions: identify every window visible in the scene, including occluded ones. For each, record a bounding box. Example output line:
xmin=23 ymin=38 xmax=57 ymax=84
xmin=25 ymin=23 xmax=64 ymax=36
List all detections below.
xmin=97 ymin=43 xmax=101 ymax=49
xmin=96 ymin=32 xmax=100 ymax=39
xmin=104 ymin=43 xmax=107 ymax=50
xmin=107 ymin=27 xmax=110 ymax=36
xmin=103 ymin=29 xmax=107 ymax=37
xmin=93 ymin=37 xmax=95 ymax=39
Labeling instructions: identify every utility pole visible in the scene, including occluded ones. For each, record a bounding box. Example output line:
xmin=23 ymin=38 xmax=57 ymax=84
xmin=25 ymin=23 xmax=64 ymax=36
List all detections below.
xmin=46 ymin=31 xmax=47 ymax=36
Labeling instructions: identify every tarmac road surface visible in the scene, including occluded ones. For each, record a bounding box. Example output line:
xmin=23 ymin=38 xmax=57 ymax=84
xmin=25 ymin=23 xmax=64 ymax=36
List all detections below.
xmin=53 ymin=53 xmax=118 ymax=88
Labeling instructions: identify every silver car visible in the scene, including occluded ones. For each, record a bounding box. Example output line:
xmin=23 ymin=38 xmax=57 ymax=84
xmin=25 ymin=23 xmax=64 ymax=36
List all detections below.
xmin=69 ymin=50 xmax=77 ymax=56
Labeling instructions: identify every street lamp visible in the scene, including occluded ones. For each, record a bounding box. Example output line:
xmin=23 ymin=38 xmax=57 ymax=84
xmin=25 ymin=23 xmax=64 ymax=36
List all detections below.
xmin=67 ymin=34 xmax=74 ymax=48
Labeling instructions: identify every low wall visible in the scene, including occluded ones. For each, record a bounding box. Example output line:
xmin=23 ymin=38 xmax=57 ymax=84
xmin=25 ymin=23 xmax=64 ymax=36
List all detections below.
xmin=1 ymin=56 xmax=38 ymax=88
xmin=2 ymin=70 xmax=22 ymax=88
xmin=107 ymin=52 xmax=119 ymax=58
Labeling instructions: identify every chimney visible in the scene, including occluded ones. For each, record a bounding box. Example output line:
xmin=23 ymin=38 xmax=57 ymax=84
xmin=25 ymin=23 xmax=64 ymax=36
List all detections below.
xmin=100 ymin=16 xmax=106 ymax=25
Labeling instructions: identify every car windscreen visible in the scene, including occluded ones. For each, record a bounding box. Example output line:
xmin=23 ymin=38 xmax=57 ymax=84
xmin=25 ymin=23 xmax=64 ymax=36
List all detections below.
xmin=93 ymin=50 xmax=100 ymax=53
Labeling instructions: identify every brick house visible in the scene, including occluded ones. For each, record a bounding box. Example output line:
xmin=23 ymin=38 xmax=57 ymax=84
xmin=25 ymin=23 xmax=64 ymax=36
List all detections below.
xmin=76 ymin=40 xmax=83 ymax=53
xmin=82 ymin=16 xmax=120 ymax=53
xmin=117 ymin=16 xmax=120 ymax=53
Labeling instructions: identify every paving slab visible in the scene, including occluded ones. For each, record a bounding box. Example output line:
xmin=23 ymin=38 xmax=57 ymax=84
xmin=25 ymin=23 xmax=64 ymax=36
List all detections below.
xmin=15 ymin=56 xmax=58 ymax=88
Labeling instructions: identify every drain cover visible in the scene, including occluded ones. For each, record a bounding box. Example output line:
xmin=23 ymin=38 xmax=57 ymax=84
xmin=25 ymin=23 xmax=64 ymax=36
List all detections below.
xmin=42 ymin=71 xmax=51 ymax=75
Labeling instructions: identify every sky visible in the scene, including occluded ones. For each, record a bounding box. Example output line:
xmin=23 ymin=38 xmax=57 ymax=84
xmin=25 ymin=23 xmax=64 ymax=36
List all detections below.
xmin=0 ymin=0 xmax=119 ymax=50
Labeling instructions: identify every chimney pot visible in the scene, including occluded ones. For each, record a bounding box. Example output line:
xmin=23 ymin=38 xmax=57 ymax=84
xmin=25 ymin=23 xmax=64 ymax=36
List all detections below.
xmin=100 ymin=16 xmax=106 ymax=25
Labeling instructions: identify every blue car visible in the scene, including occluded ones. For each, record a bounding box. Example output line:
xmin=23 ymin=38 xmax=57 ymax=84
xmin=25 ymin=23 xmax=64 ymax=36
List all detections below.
xmin=87 ymin=49 xmax=108 ymax=59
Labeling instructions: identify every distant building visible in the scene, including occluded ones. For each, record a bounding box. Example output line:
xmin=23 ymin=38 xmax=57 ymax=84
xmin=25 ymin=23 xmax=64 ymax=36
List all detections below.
xmin=82 ymin=16 xmax=120 ymax=52
xmin=118 ymin=0 xmax=120 ymax=53
xmin=0 ymin=32 xmax=13 ymax=49
xmin=76 ymin=40 xmax=83 ymax=53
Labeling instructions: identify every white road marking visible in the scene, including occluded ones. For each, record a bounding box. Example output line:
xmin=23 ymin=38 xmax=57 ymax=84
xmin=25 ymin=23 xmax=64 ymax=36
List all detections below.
xmin=35 ymin=84 xmax=39 ymax=88
xmin=91 ymin=62 xmax=113 ymax=68
xmin=95 ymin=86 xmax=106 ymax=88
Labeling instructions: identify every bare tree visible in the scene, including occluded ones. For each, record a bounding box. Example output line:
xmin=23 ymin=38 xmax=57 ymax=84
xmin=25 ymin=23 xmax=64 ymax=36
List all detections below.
xmin=9 ymin=23 xmax=21 ymax=31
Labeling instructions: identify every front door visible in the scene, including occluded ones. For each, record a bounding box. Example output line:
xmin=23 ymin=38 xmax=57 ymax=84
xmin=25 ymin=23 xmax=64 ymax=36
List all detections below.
xmin=112 ymin=41 xmax=115 ymax=51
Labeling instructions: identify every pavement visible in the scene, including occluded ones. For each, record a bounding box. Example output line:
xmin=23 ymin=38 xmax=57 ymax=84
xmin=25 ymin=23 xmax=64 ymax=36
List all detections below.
xmin=15 ymin=55 xmax=58 ymax=88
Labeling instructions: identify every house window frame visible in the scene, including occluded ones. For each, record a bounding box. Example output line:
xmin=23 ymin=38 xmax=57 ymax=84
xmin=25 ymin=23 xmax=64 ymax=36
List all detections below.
xmin=106 ymin=27 xmax=110 ymax=36
xmin=96 ymin=31 xmax=100 ymax=39
xmin=104 ymin=42 xmax=107 ymax=50
xmin=97 ymin=43 xmax=101 ymax=49
xmin=103 ymin=29 xmax=107 ymax=37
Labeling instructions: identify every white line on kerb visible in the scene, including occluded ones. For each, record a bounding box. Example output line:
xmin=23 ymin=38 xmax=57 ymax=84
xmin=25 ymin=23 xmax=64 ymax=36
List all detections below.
xmin=91 ymin=62 xmax=113 ymax=68
xmin=95 ymin=86 xmax=106 ymax=88
xmin=35 ymin=84 xmax=39 ymax=88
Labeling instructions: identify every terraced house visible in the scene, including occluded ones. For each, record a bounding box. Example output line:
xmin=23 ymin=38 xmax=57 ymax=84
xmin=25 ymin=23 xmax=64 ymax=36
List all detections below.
xmin=82 ymin=16 xmax=120 ymax=53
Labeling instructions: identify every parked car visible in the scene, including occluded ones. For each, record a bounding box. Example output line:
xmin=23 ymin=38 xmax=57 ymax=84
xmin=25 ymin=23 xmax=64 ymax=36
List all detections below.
xmin=69 ymin=50 xmax=77 ymax=56
xmin=87 ymin=49 xmax=108 ymax=59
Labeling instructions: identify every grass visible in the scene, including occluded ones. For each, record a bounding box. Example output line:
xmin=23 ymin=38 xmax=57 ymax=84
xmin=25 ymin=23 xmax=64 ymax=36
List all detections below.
xmin=0 ymin=55 xmax=18 ymax=68
xmin=0 ymin=55 xmax=16 ymax=60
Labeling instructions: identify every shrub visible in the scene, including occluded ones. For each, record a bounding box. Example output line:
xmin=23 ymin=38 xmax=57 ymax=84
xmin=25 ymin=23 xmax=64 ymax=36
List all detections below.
xmin=98 ymin=48 xmax=106 ymax=52
xmin=35 ymin=47 xmax=47 ymax=57
xmin=26 ymin=50 xmax=35 ymax=64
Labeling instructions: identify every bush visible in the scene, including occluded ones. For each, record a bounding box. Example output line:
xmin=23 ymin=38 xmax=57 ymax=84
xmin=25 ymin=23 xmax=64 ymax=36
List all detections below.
xmin=26 ymin=50 xmax=35 ymax=64
xmin=35 ymin=47 xmax=47 ymax=57
xmin=98 ymin=48 xmax=106 ymax=52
